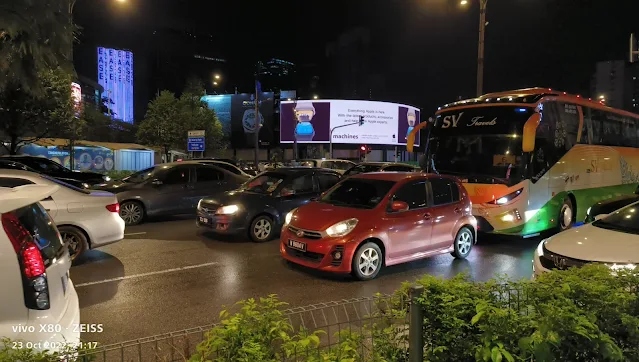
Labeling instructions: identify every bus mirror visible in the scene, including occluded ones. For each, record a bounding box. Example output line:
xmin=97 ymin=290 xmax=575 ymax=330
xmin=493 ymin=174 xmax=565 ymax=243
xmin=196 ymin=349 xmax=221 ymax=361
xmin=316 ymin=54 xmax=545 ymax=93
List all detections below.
xmin=522 ymin=113 xmax=541 ymax=152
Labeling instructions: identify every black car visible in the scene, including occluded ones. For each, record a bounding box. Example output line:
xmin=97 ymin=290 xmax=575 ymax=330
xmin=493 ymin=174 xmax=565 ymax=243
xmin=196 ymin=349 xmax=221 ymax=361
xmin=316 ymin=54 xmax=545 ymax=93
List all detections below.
xmin=93 ymin=161 xmax=247 ymax=225
xmin=0 ymin=155 xmax=107 ymax=185
xmin=0 ymin=158 xmax=96 ymax=189
xmin=196 ymin=168 xmax=341 ymax=242
xmin=585 ymin=189 xmax=639 ymax=222
xmin=342 ymin=162 xmax=420 ymax=178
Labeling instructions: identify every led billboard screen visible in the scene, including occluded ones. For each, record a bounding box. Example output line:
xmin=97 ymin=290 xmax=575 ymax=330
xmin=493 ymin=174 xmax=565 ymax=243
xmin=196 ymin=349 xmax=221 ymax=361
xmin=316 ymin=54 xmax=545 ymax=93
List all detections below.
xmin=97 ymin=47 xmax=134 ymax=123
xmin=279 ymin=100 xmax=420 ymax=146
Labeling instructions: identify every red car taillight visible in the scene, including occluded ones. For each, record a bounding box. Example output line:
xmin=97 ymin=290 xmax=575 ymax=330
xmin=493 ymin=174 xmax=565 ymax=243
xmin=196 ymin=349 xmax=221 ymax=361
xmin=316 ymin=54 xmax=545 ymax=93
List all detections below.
xmin=106 ymin=203 xmax=120 ymax=213
xmin=1 ymin=212 xmax=50 ymax=310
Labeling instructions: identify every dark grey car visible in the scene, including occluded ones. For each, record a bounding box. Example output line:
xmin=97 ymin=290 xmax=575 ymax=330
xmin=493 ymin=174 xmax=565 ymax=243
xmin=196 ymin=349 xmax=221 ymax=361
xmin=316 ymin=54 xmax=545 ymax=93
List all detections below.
xmin=196 ymin=168 xmax=341 ymax=242
xmin=94 ymin=161 xmax=248 ymax=225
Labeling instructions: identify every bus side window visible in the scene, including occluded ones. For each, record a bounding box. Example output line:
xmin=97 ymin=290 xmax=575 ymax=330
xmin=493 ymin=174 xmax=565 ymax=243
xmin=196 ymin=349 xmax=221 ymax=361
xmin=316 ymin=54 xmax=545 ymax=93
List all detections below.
xmin=588 ymin=108 xmax=603 ymax=145
xmin=580 ymin=106 xmax=592 ymax=144
xmin=621 ymin=118 xmax=636 ymax=147
xmin=599 ymin=110 xmax=622 ymax=146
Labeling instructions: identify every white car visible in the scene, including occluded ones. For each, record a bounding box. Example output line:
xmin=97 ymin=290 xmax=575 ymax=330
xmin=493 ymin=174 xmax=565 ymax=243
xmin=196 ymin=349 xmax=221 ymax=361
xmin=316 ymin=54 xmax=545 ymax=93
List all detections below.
xmin=0 ymin=184 xmax=80 ymax=351
xmin=533 ymin=201 xmax=639 ymax=278
xmin=0 ymin=170 xmax=125 ymax=259
xmin=297 ymin=159 xmax=356 ymax=174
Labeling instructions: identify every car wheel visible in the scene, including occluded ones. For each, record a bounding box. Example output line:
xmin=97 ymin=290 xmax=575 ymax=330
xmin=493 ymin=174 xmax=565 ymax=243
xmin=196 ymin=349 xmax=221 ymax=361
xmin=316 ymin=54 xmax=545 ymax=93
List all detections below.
xmin=451 ymin=227 xmax=474 ymax=259
xmin=351 ymin=242 xmax=383 ymax=281
xmin=557 ymin=197 xmax=574 ymax=231
xmin=249 ymin=215 xmax=273 ymax=242
xmin=59 ymin=226 xmax=89 ymax=261
xmin=120 ymin=201 xmax=144 ymax=226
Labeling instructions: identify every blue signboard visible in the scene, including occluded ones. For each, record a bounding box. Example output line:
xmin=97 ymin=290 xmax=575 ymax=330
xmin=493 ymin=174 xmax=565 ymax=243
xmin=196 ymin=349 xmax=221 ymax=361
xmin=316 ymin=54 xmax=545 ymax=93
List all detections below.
xmin=187 ymin=137 xmax=205 ymax=152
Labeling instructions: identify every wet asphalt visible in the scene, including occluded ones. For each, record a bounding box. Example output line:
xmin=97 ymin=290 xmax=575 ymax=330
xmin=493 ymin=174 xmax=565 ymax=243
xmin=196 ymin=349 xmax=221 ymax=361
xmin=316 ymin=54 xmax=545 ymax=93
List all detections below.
xmin=71 ymin=215 xmax=541 ymax=345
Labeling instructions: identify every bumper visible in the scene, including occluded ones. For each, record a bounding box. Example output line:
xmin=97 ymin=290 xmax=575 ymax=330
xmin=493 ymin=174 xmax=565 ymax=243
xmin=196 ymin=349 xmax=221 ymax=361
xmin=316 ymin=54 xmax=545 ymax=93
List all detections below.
xmin=19 ymin=280 xmax=81 ymax=352
xmin=196 ymin=210 xmax=248 ymax=234
xmin=279 ymin=226 xmax=358 ymax=273
xmin=90 ymin=213 xmax=125 ymax=248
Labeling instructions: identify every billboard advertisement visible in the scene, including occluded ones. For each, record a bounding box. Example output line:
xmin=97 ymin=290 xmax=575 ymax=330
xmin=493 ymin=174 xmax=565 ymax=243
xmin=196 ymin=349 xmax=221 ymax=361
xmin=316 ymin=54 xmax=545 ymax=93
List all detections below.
xmin=21 ymin=144 xmax=115 ymax=172
xmin=201 ymin=92 xmax=275 ymax=148
xmin=97 ymin=47 xmax=134 ymax=124
xmin=279 ymin=100 xmax=420 ymax=146
xmin=71 ymin=82 xmax=82 ymax=116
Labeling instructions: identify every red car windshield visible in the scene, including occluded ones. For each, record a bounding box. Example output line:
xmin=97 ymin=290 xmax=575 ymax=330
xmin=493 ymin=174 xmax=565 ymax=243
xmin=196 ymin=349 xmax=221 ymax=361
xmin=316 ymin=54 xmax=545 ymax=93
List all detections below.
xmin=320 ymin=178 xmax=395 ymax=209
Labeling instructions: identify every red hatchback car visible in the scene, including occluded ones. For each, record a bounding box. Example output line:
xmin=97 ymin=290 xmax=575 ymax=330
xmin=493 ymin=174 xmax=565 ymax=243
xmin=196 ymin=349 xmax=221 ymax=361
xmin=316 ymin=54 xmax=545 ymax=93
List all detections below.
xmin=280 ymin=172 xmax=477 ymax=280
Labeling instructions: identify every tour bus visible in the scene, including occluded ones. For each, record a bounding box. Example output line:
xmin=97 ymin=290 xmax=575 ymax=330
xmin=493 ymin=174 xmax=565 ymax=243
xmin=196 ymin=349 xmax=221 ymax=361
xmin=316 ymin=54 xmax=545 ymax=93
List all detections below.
xmin=424 ymin=88 xmax=639 ymax=237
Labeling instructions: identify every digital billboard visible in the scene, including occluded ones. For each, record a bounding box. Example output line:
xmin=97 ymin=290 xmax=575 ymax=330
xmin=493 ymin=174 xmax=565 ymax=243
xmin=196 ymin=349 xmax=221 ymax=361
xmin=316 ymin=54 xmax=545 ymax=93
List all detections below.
xmin=201 ymin=93 xmax=275 ymax=148
xmin=279 ymin=100 xmax=420 ymax=146
xmin=71 ymin=82 xmax=82 ymax=116
xmin=97 ymin=47 xmax=134 ymax=124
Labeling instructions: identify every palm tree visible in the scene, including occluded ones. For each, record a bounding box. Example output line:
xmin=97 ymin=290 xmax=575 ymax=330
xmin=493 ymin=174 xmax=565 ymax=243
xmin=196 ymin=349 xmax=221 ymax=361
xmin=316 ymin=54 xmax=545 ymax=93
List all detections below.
xmin=0 ymin=0 xmax=73 ymax=96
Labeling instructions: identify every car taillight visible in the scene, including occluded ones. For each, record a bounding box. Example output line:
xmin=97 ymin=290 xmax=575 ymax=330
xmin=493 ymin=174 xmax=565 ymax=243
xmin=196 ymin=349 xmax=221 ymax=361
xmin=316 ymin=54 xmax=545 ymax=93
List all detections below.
xmin=106 ymin=203 xmax=120 ymax=213
xmin=1 ymin=212 xmax=50 ymax=310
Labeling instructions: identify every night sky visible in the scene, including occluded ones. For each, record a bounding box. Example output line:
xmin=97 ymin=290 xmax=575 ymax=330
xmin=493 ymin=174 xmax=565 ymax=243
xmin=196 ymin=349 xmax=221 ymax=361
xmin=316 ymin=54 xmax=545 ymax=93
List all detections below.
xmin=73 ymin=0 xmax=639 ymax=114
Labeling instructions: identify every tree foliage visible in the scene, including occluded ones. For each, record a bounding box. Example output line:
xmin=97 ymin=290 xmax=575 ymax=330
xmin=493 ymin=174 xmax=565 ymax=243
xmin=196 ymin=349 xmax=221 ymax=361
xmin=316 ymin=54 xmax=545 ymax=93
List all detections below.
xmin=0 ymin=67 xmax=78 ymax=154
xmin=137 ymin=90 xmax=226 ymax=160
xmin=0 ymin=0 xmax=73 ymax=96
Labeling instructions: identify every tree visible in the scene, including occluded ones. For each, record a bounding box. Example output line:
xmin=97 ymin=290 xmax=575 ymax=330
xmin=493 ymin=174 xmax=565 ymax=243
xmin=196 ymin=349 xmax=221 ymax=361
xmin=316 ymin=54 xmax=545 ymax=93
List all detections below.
xmin=0 ymin=0 xmax=73 ymax=96
xmin=177 ymin=92 xmax=226 ymax=156
xmin=0 ymin=67 xmax=77 ymax=155
xmin=136 ymin=91 xmax=182 ymax=162
xmin=182 ymin=76 xmax=206 ymax=97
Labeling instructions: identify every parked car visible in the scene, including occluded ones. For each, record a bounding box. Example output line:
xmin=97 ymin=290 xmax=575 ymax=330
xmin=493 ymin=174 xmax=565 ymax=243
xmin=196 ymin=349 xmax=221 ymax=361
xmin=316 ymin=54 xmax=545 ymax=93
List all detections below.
xmin=297 ymin=159 xmax=356 ymax=174
xmin=0 ymin=155 xmax=108 ymax=185
xmin=280 ymin=172 xmax=476 ymax=280
xmin=343 ymin=162 xmax=420 ymax=178
xmin=0 ymin=170 xmax=124 ymax=259
xmin=197 ymin=168 xmax=341 ymax=242
xmin=94 ymin=161 xmax=246 ymax=226
xmin=0 ymin=184 xmax=80 ymax=350
xmin=193 ymin=159 xmax=252 ymax=178
xmin=585 ymin=188 xmax=639 ymax=222
xmin=0 ymin=158 xmax=93 ymax=189
xmin=533 ymin=201 xmax=639 ymax=278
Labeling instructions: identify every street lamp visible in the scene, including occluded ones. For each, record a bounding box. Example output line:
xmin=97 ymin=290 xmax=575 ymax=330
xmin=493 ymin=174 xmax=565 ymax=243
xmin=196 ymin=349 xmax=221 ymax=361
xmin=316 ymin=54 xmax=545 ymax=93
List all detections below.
xmin=213 ymin=81 xmax=218 ymax=86
xmin=214 ymin=74 xmax=221 ymax=80
xmin=460 ymin=0 xmax=488 ymax=97
xmin=313 ymin=95 xmax=319 ymax=100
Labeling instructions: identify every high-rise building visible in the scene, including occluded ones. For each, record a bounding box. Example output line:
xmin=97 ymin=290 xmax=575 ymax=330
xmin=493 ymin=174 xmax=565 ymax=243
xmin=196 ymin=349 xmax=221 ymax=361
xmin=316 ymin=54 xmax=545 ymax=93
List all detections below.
xmin=591 ymin=60 xmax=627 ymax=110
xmin=325 ymin=28 xmax=372 ymax=100
xmin=256 ymin=58 xmax=296 ymax=92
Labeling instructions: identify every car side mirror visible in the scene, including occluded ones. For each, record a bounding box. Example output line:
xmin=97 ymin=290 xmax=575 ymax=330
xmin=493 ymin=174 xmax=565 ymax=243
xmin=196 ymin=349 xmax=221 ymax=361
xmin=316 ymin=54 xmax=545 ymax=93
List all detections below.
xmin=389 ymin=201 xmax=409 ymax=212
xmin=151 ymin=179 xmax=163 ymax=186
xmin=594 ymin=213 xmax=608 ymax=221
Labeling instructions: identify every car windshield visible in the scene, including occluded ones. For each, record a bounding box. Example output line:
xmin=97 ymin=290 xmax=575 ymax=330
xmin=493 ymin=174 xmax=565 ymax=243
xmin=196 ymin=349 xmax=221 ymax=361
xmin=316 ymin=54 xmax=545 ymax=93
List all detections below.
xmin=593 ymin=203 xmax=639 ymax=234
xmin=319 ymin=178 xmax=396 ymax=209
xmin=18 ymin=157 xmax=70 ymax=173
xmin=343 ymin=164 xmax=383 ymax=177
xmin=42 ymin=175 xmax=91 ymax=194
xmin=123 ymin=167 xmax=155 ymax=183
xmin=239 ymin=172 xmax=285 ymax=194
xmin=12 ymin=202 xmax=65 ymax=264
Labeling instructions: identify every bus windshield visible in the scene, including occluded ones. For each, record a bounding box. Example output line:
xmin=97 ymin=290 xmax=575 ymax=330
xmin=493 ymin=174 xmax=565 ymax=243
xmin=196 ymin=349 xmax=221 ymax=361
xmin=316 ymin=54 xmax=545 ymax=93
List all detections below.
xmin=428 ymin=106 xmax=534 ymax=185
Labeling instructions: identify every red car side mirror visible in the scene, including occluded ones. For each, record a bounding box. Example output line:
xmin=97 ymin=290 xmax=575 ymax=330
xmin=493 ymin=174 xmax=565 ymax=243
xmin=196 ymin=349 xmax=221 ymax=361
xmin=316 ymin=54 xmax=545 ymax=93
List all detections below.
xmin=390 ymin=201 xmax=409 ymax=212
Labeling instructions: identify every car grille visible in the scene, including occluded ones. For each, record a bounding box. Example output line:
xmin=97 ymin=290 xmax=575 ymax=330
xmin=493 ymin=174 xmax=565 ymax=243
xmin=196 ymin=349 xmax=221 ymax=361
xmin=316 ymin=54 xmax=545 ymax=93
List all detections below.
xmin=331 ymin=245 xmax=345 ymax=266
xmin=540 ymin=245 xmax=590 ymax=270
xmin=199 ymin=201 xmax=219 ymax=214
xmin=285 ymin=246 xmax=324 ymax=264
xmin=287 ymin=225 xmax=323 ymax=240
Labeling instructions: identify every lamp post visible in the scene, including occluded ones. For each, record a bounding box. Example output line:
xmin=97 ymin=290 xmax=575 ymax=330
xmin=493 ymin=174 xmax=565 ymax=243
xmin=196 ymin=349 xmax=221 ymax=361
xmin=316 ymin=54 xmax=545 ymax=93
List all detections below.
xmin=461 ymin=0 xmax=488 ymax=97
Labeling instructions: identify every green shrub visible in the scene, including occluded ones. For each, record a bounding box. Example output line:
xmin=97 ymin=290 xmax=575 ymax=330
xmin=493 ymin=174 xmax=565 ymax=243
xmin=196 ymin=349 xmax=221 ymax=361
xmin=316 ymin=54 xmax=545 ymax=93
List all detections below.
xmin=0 ymin=338 xmax=96 ymax=362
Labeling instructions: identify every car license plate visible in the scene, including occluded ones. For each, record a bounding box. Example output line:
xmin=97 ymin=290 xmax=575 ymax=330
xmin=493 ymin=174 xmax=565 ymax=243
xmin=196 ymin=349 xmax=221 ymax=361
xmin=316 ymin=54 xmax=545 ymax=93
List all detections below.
xmin=199 ymin=216 xmax=209 ymax=224
xmin=288 ymin=239 xmax=306 ymax=252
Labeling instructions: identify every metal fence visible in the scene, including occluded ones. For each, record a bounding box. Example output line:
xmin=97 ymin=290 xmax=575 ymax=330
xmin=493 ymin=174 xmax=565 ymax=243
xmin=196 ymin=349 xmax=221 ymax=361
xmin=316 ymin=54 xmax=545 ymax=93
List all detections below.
xmin=77 ymin=293 xmax=412 ymax=362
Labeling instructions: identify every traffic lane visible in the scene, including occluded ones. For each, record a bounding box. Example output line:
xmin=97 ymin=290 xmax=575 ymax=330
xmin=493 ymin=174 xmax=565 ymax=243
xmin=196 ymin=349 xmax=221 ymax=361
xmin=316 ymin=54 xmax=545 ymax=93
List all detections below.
xmin=75 ymin=218 xmax=539 ymax=345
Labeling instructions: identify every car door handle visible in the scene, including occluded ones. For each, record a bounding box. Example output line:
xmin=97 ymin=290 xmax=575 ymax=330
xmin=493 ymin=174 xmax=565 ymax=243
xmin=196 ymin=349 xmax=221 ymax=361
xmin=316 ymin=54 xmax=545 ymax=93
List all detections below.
xmin=423 ymin=213 xmax=432 ymax=220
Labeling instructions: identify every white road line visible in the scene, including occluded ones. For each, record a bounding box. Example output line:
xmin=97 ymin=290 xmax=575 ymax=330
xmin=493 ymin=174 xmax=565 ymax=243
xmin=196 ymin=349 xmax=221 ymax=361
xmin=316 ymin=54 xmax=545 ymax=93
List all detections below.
xmin=74 ymin=261 xmax=218 ymax=288
xmin=124 ymin=232 xmax=147 ymax=236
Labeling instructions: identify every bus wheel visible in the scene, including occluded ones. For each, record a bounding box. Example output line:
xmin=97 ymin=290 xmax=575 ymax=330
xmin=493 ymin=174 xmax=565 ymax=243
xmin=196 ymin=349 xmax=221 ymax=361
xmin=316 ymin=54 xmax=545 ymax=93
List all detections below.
xmin=557 ymin=197 xmax=574 ymax=231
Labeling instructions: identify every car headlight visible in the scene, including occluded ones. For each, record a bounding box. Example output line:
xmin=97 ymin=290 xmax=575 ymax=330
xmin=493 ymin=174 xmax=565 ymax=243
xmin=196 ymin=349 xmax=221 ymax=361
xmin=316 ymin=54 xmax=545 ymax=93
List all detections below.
xmin=326 ymin=218 xmax=358 ymax=238
xmin=216 ymin=205 xmax=239 ymax=215
xmin=489 ymin=188 xmax=523 ymax=205
xmin=103 ymin=175 xmax=111 ymax=182
xmin=284 ymin=208 xmax=297 ymax=226
xmin=536 ymin=239 xmax=546 ymax=257
xmin=586 ymin=207 xmax=591 ymax=216
xmin=197 ymin=200 xmax=202 ymax=210
xmin=81 ymin=183 xmax=90 ymax=189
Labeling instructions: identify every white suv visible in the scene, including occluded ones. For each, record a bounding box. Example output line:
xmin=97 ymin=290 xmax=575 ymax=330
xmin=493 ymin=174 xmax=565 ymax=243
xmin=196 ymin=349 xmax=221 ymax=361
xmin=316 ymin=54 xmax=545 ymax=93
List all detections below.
xmin=0 ymin=185 xmax=80 ymax=351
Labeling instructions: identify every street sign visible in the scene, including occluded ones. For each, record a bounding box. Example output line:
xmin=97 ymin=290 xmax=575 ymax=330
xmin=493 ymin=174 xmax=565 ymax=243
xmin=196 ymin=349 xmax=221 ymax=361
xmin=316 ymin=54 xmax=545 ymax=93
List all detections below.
xmin=187 ymin=137 xmax=205 ymax=152
xmin=188 ymin=130 xmax=205 ymax=137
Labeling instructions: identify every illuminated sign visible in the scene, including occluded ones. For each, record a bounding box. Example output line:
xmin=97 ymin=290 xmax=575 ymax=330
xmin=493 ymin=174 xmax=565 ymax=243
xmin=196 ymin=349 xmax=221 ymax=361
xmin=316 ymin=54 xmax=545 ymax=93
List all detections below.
xmin=279 ymin=100 xmax=420 ymax=145
xmin=97 ymin=47 xmax=134 ymax=123
xmin=71 ymin=82 xmax=82 ymax=115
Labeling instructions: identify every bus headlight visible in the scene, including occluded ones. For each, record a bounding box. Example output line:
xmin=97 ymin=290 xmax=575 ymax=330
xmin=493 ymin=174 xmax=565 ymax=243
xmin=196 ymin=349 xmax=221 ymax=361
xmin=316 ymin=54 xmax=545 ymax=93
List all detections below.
xmin=489 ymin=188 xmax=524 ymax=205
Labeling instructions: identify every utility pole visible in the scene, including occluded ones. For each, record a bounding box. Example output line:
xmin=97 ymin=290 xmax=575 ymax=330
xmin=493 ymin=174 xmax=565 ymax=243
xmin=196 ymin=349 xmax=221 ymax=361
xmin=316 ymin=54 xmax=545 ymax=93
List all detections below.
xmin=292 ymin=99 xmax=298 ymax=161
xmin=631 ymin=33 xmax=639 ymax=63
xmin=68 ymin=0 xmax=76 ymax=169
xmin=254 ymin=81 xmax=260 ymax=169
xmin=329 ymin=116 xmax=364 ymax=158
xmin=476 ymin=0 xmax=488 ymax=96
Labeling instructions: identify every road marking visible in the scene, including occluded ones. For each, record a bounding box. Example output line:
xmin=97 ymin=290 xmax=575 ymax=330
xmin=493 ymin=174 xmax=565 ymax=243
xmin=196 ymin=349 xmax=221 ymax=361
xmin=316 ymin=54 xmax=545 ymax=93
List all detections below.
xmin=74 ymin=261 xmax=219 ymax=287
xmin=124 ymin=232 xmax=147 ymax=236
